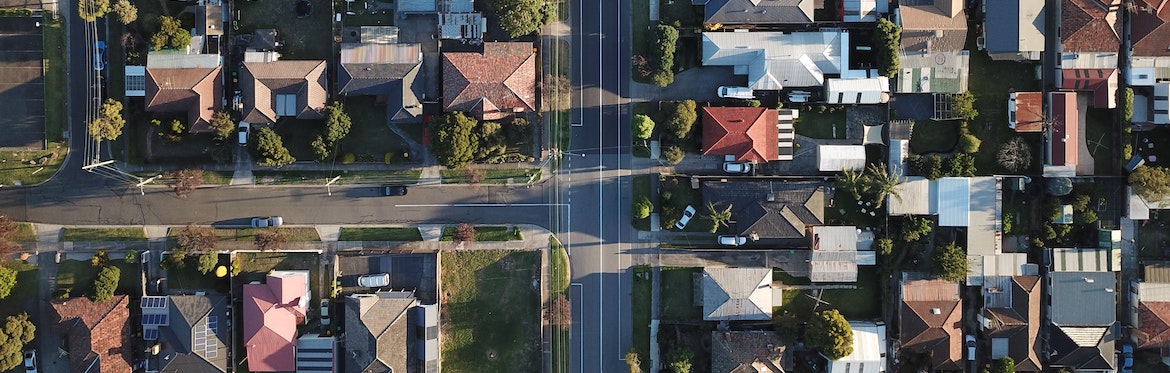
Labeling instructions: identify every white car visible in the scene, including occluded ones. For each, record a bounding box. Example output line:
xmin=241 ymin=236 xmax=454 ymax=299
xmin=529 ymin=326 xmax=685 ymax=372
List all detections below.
xmin=358 ymin=273 xmax=390 ymax=288
xmin=723 ymin=162 xmax=752 ymax=174
xmin=675 ymin=205 xmax=696 ymax=230
xmin=717 ymin=235 xmax=747 ymax=246
xmin=251 ymin=216 xmax=283 ymax=228
xmin=23 ymin=350 xmax=36 ymax=373
xmin=788 ymin=90 xmax=812 ymax=103
xmin=717 ymin=86 xmax=754 ymax=99
xmin=965 ymin=335 xmax=976 ymax=361
xmin=237 ymin=122 xmax=249 ymax=146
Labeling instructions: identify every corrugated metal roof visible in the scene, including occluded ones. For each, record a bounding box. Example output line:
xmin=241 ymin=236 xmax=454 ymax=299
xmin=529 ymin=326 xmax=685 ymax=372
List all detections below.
xmin=340 ymin=43 xmax=421 ymax=64
xmin=829 ymin=322 xmax=886 ymax=373
xmin=438 ymin=13 xmax=485 ymax=39
xmin=1052 ymin=247 xmax=1121 ymax=272
xmin=816 ymin=145 xmax=866 ymax=171
xmin=937 ymin=177 xmax=970 ymax=227
xmin=1050 ymin=272 xmax=1116 ymax=326
xmin=360 ymin=26 xmax=398 ymax=44
xmin=1146 ymin=263 xmax=1170 ymax=283
xmin=966 ymin=177 xmax=999 ymax=255
xmin=702 ymin=31 xmax=848 ymax=90
xmin=1139 ymin=282 xmax=1170 ymax=302
xmin=888 ymin=176 xmax=934 ymax=215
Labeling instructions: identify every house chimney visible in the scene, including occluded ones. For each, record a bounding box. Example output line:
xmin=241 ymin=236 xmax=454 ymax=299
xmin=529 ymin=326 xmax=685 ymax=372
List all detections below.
xmin=930 ymin=308 xmax=941 ymax=315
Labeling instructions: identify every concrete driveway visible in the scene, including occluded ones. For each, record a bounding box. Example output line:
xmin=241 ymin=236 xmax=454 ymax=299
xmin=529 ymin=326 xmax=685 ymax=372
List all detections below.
xmin=336 ymin=252 xmax=437 ymax=303
xmin=629 ymin=66 xmax=741 ymax=101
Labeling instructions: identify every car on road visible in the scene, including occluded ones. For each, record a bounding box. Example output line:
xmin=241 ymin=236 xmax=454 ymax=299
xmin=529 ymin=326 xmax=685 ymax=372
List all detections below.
xmin=1121 ymin=344 xmax=1134 ymax=373
xmin=383 ymin=185 xmax=408 ymax=196
xmin=93 ymin=41 xmax=106 ymax=71
xmin=251 ymin=216 xmax=283 ymax=228
xmin=675 ymin=205 xmax=696 ymax=230
xmin=320 ymin=299 xmax=331 ymax=325
xmin=717 ymin=235 xmax=747 ymax=246
xmin=965 ymin=335 xmax=976 ymax=361
xmin=24 ymin=350 xmax=36 ymax=373
xmin=358 ymin=273 xmax=390 ymax=288
xmin=723 ymin=162 xmax=752 ymax=174
xmin=237 ymin=122 xmax=249 ymax=146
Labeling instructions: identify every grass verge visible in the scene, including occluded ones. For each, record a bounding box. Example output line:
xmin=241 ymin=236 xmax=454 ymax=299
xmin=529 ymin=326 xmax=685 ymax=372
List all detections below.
xmin=632 ymin=174 xmax=651 ymax=230
xmin=631 ymin=265 xmax=652 ymax=373
xmin=61 ymin=227 xmax=147 ymax=241
xmin=440 ymin=168 xmax=541 ymax=184
xmin=660 ymin=267 xmax=701 ymax=321
xmin=167 ymin=227 xmax=321 ymax=242
xmin=440 ymin=226 xmax=520 ymax=241
xmin=0 ymin=142 xmax=67 ymax=186
xmin=8 ymin=223 xmax=35 ymax=242
xmin=253 ymin=170 xmax=422 ymax=185
xmin=338 ymin=227 xmax=423 ymax=241
xmin=631 ymin=0 xmax=651 ymax=84
xmin=441 ymin=250 xmax=541 ymax=373
xmin=549 ymin=237 xmax=570 ymax=373
xmin=43 ymin=16 xmax=64 ymax=142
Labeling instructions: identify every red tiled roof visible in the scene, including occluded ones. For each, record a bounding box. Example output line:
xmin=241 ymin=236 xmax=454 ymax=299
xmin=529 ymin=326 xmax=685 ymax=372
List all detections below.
xmin=1061 ymin=0 xmax=1122 ymax=53
xmin=50 ymin=295 xmax=133 ymax=373
xmin=243 ymin=273 xmax=308 ymax=372
xmin=442 ymin=42 xmax=536 ymax=120
xmin=1131 ymin=0 xmax=1170 ymax=56
xmin=1061 ymin=68 xmax=1118 ymax=108
xmin=1050 ymin=92 xmax=1079 ymax=166
xmin=701 ymin=107 xmax=780 ymax=163
xmin=1012 ymin=92 xmax=1044 ymax=133
xmin=1138 ymin=301 xmax=1170 ymax=348
xmin=145 ymin=67 xmax=223 ymax=133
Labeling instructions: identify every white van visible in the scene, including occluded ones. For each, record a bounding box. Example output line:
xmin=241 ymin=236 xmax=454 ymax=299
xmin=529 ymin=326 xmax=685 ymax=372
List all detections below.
xmin=717 ymin=86 xmax=754 ymax=99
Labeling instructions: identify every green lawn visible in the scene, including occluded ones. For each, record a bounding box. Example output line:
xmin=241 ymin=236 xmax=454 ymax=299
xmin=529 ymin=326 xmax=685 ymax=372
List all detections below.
xmin=661 ymin=176 xmax=712 ymax=232
xmin=1085 ymin=108 xmax=1117 ymax=175
xmin=0 ymin=261 xmax=38 ymax=317
xmin=56 ymin=259 xmax=140 ymax=298
xmin=823 ymin=192 xmax=882 ymax=228
xmin=794 ymin=109 xmax=847 ymax=139
xmin=549 ymin=237 xmax=570 ymax=373
xmin=630 ymin=265 xmax=652 ymax=373
xmin=963 ymin=26 xmax=1042 ymax=174
xmin=167 ymin=227 xmax=320 ymax=242
xmin=630 ymin=0 xmax=651 ymax=84
xmin=440 ymin=168 xmax=541 ymax=184
xmin=235 ymin=0 xmax=332 ymax=60
xmin=773 ymin=268 xmax=811 ymax=286
xmin=339 ymin=96 xmax=415 ymax=163
xmin=632 ymin=174 xmax=651 ymax=230
xmin=819 ymin=267 xmax=881 ymax=320
xmin=441 ymin=250 xmax=541 ymax=373
xmin=166 ymin=253 xmax=229 ymax=291
xmin=8 ymin=223 xmax=35 ymax=243
xmin=43 ymin=16 xmax=65 ymax=142
xmin=61 ymin=227 xmax=147 ymax=241
xmin=273 ymin=118 xmax=324 ymax=161
xmin=660 ymin=267 xmax=702 ymax=321
xmin=909 ymin=120 xmax=960 ymax=154
xmin=234 ymin=252 xmax=322 ymax=299
xmin=338 ymin=227 xmax=423 ymax=241
xmin=252 ymin=170 xmax=422 ymax=185
xmin=1137 ymin=212 xmax=1170 ymax=259
xmin=440 ymin=226 xmax=520 ymax=241
xmin=0 ymin=142 xmax=67 ymax=186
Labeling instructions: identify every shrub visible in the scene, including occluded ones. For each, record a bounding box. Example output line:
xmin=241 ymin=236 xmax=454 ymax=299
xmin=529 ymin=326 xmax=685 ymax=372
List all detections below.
xmin=632 ymin=196 xmax=653 ymax=219
xmin=662 ymin=145 xmax=684 ymax=165
xmin=384 ymin=152 xmax=394 ymax=164
xmin=958 ymin=133 xmax=981 ymax=153
xmin=90 ymin=265 xmax=120 ymax=302
xmin=341 ymin=153 xmax=356 ymax=164
xmin=123 ymin=250 xmax=138 ymax=264
xmin=454 ymin=223 xmax=476 ymax=242
xmin=1122 ymin=87 xmax=1134 ymax=124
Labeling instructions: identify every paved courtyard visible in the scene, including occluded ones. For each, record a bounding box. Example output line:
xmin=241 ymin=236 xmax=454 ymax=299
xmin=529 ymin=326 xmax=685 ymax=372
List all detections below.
xmin=337 ymin=252 xmax=438 ymax=303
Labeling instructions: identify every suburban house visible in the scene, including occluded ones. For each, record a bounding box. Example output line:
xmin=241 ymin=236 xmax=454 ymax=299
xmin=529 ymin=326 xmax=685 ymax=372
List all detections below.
xmin=887 ymin=177 xmax=1000 ymax=265
xmin=1131 ymin=0 xmax=1170 ymax=57
xmin=1008 ymin=91 xmax=1044 ymax=132
xmin=394 ymin=0 xmax=486 ymax=40
xmin=843 ymin=0 xmax=889 ymax=22
xmin=828 ymin=322 xmax=887 ymax=373
xmin=1060 ymin=68 xmax=1118 ymax=109
xmin=807 ymin=226 xmax=876 ymax=283
xmin=710 ymin=331 xmax=791 ymax=372
xmin=1061 ymin=0 xmax=1121 ymax=53
xmin=700 ymin=107 xmax=796 ymax=163
xmin=897 ymin=0 xmax=967 ymax=54
xmin=979 ymin=276 xmax=1043 ymax=371
xmin=696 ymin=0 xmax=814 ymax=25
xmin=700 ymin=179 xmax=826 ymax=246
xmin=143 ymin=65 xmax=223 ymax=133
xmin=817 ymin=145 xmax=866 ymax=172
xmin=242 ymin=271 xmax=310 ymax=372
xmin=140 ymin=295 xmax=231 ymax=372
xmin=1130 ymin=264 xmax=1170 ymax=363
xmin=49 ymin=295 xmax=133 ymax=373
xmin=338 ymin=35 xmax=425 ymax=123
xmin=701 ymin=267 xmax=778 ymax=321
xmin=898 ymin=276 xmax=963 ymax=370
xmin=441 ymin=42 xmax=536 ymax=120
xmin=702 ymin=30 xmax=876 ymax=92
xmin=345 ymin=291 xmax=442 ymax=373
xmin=1048 ymin=272 xmax=1117 ymax=372
xmin=1044 ymin=92 xmax=1080 ymax=177
xmin=981 ymin=0 xmax=1045 ymax=61
xmin=239 ymin=60 xmax=329 ymax=124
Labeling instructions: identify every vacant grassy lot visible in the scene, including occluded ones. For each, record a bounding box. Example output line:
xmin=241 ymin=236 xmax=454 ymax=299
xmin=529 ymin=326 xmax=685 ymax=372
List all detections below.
xmin=0 ymin=261 xmax=38 ymax=317
xmin=56 ymin=259 xmax=140 ymax=297
xmin=441 ymin=250 xmax=541 ymax=373
xmin=819 ymin=267 xmax=881 ymax=320
xmin=166 ymin=253 xmax=229 ymax=291
xmin=440 ymin=168 xmax=541 ymax=184
xmin=795 ymin=109 xmax=847 ymax=139
xmin=61 ymin=228 xmax=147 ymax=242
xmin=234 ymin=251 xmax=322 ymax=297
xmin=0 ymin=142 xmax=67 ymax=186
xmin=235 ymin=0 xmax=332 ymax=60
xmin=630 ymin=265 xmax=652 ymax=373
xmin=338 ymin=227 xmax=422 ymax=241
xmin=660 ymin=267 xmax=701 ymax=321
xmin=909 ymin=120 xmax=960 ymax=154
xmin=253 ymin=170 xmax=422 ymax=185
xmin=440 ymin=226 xmax=520 ymax=241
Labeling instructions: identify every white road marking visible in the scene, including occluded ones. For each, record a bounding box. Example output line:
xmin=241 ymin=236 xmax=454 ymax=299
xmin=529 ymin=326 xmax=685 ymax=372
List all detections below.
xmin=393 ymin=203 xmax=570 ymax=207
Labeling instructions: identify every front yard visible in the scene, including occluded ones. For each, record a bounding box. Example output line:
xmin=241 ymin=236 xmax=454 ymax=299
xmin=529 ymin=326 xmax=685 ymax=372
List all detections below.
xmin=441 ymin=250 xmax=541 ymax=373
xmin=56 ymin=259 xmax=140 ymax=298
xmin=339 ymin=96 xmax=418 ymax=164
xmin=234 ymin=251 xmax=323 ymax=298
xmin=660 ymin=267 xmax=702 ymax=321
xmin=0 ymin=261 xmax=38 ymax=317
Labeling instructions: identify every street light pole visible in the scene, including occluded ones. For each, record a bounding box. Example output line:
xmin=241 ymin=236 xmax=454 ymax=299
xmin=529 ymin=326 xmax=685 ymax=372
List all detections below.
xmin=325 ymin=176 xmax=341 ymax=196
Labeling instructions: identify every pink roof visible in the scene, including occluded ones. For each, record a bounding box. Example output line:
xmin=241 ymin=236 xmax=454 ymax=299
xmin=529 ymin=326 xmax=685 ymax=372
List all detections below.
xmin=1061 ymin=68 xmax=1117 ymax=108
xmin=243 ymin=273 xmax=307 ymax=372
xmin=1050 ymin=92 xmax=1079 ymax=166
xmin=700 ymin=107 xmax=780 ymax=163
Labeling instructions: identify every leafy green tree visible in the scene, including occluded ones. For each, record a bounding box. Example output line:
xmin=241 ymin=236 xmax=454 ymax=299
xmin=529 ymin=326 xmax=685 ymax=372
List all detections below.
xmin=0 ymin=313 xmax=34 ymax=371
xmin=196 ymin=253 xmax=218 ymax=274
xmin=253 ymin=127 xmax=296 ymax=167
xmin=1122 ymin=88 xmax=1134 ymax=124
xmin=923 ymin=155 xmax=943 ymax=179
xmin=662 ymin=145 xmax=684 ymax=165
xmin=311 ymin=136 xmax=331 ymax=163
xmin=625 ymin=350 xmax=643 ymax=373
xmin=632 ymin=196 xmax=652 ymax=220
xmin=652 ymin=25 xmax=679 ymax=87
xmin=209 ymin=111 xmax=235 ymax=140
xmin=664 ymin=100 xmax=697 ymax=140
xmin=0 ymin=267 xmax=15 ymax=299
xmin=836 ymin=169 xmax=866 ymax=199
xmin=704 ymin=201 xmax=733 ymax=233
xmin=164 ymin=248 xmax=189 ymax=269
xmin=88 ymin=99 xmax=126 ymax=140
xmin=991 ymin=357 xmax=1015 ymax=373
xmin=958 ymin=133 xmax=982 ymax=153
xmin=489 ymin=0 xmax=553 ymax=37
xmin=863 ymin=163 xmax=904 ymax=208
xmin=902 ymin=216 xmax=932 ymax=242
xmin=432 ymin=112 xmax=480 ymax=168
xmin=932 ymin=243 xmax=968 ymax=282
xmin=323 ymin=101 xmax=352 ymax=144
xmin=631 ymin=114 xmax=654 ymax=144
xmin=875 ymin=18 xmax=901 ymax=77
xmin=90 ymin=265 xmax=120 ymax=302
xmin=805 ymin=309 xmax=854 ymax=360
xmin=151 ymin=16 xmax=191 ymax=51
xmin=951 ymin=92 xmax=978 ymax=121
xmin=1131 ymin=166 xmax=1170 ymax=202
xmin=111 ymin=0 xmax=136 ymax=24
xmin=650 ymin=69 xmax=674 ymax=87
xmin=123 ymin=250 xmax=138 ymax=264
xmin=873 ymin=238 xmax=894 ymax=255
xmin=77 ymin=0 xmax=110 ymax=21
xmin=1077 ymin=210 xmax=1099 ymax=225
xmin=667 ymin=348 xmax=693 ymax=373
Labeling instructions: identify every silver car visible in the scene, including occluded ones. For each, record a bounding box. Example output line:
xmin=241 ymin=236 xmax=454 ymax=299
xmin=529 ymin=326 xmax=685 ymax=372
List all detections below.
xmin=718 ymin=235 xmax=747 ymax=246
xmin=357 ymin=273 xmax=390 ymax=288
xmin=723 ymin=162 xmax=752 ymax=174
xmin=251 ymin=216 xmax=283 ymax=228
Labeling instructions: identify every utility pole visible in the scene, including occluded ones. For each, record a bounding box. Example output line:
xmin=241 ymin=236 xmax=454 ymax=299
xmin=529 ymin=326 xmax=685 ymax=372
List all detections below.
xmin=325 ymin=176 xmax=341 ymax=196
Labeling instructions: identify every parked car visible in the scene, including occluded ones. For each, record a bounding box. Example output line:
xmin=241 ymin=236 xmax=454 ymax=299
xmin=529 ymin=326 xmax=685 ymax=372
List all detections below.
xmin=320 ymin=299 xmax=331 ymax=325
xmin=787 ymin=90 xmax=812 ymax=103
xmin=965 ymin=335 xmax=976 ymax=361
xmin=723 ymin=162 xmax=752 ymax=174
xmin=1122 ymin=344 xmax=1134 ymax=373
xmin=251 ymin=216 xmax=283 ymax=228
xmin=237 ymin=122 xmax=249 ymax=146
xmin=717 ymin=86 xmax=754 ymax=99
xmin=675 ymin=205 xmax=696 ymax=230
xmin=383 ymin=185 xmax=408 ymax=196
xmin=717 ymin=235 xmax=747 ymax=246
xmin=358 ymin=273 xmax=390 ymax=288
xmin=23 ymin=350 xmax=36 ymax=373
xmin=93 ymin=41 xmax=105 ymax=71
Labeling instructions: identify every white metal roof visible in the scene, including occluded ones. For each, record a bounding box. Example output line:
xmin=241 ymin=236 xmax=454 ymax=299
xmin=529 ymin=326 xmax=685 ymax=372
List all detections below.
xmin=702 ymin=30 xmax=848 ymax=90
xmin=966 ymin=177 xmax=999 ymax=255
xmin=887 ymin=176 xmax=934 ymax=216
xmin=825 ymin=78 xmax=890 ymax=104
xmin=1138 ymin=282 xmax=1170 ymax=302
xmin=816 ymin=145 xmax=866 ymax=171
xmin=1051 ymin=247 xmax=1121 ymax=272
xmin=829 ymin=322 xmax=886 ymax=373
xmin=1155 ymin=83 xmax=1169 ymax=124
xmin=937 ymin=177 xmax=970 ymax=226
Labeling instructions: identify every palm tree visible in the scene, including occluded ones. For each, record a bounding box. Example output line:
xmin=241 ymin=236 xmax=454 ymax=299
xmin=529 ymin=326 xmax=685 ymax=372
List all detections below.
xmin=704 ymin=201 xmax=733 ymax=233
xmin=835 ymin=168 xmax=866 ymax=200
xmin=864 ymin=163 xmax=905 ymax=208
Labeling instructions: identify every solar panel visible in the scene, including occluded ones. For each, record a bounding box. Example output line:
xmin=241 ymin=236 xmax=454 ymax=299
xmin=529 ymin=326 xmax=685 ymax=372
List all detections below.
xmin=142 ymin=313 xmax=169 ymax=325
xmin=141 ymin=296 xmax=168 ymax=309
xmin=144 ymin=329 xmax=158 ymax=341
xmin=207 ymin=316 xmax=217 ymax=332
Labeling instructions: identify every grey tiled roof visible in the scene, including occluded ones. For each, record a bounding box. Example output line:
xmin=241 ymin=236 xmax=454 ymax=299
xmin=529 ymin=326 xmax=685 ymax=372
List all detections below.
xmin=703 ymin=0 xmax=814 ymax=24
xmin=345 ymin=291 xmax=418 ymax=373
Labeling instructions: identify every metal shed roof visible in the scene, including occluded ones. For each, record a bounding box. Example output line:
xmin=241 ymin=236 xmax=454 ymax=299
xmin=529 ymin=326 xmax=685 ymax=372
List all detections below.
xmin=817 ymin=145 xmax=866 ymax=172
xmin=937 ymin=177 xmax=970 ymax=226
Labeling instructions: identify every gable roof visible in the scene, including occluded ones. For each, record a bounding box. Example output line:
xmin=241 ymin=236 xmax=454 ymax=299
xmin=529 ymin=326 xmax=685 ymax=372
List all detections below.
xmin=710 ymin=331 xmax=791 ymax=373
xmin=984 ymin=276 xmax=1043 ymax=371
xmin=1061 ymin=68 xmax=1118 ymax=108
xmin=1132 ymin=0 xmax=1170 ymax=56
xmin=702 ymin=30 xmax=848 ymax=90
xmin=1061 ymin=0 xmax=1122 ymax=53
xmin=1049 ymin=92 xmax=1079 ymax=167
xmin=702 ymin=267 xmax=773 ymax=321
xmin=1136 ymin=282 xmax=1170 ymax=348
xmin=442 ymin=42 xmax=536 ymax=120
xmin=154 ymin=295 xmax=231 ymax=373
xmin=898 ymin=0 xmax=968 ymax=53
xmin=702 ymin=0 xmax=814 ymax=24
xmin=240 ymin=60 xmax=328 ymax=123
xmin=145 ymin=67 xmax=223 ymax=133
xmin=1010 ymin=91 xmax=1045 ymax=132
xmin=50 ymin=295 xmax=133 ymax=373
xmin=899 ymin=278 xmax=962 ymax=370
xmin=344 ymin=291 xmax=418 ymax=373
xmin=701 ymin=107 xmax=780 ymax=162
xmin=983 ymin=0 xmax=1045 ymax=56
xmin=338 ymin=43 xmax=424 ymax=123
xmin=243 ymin=272 xmax=308 ymax=372
xmin=701 ymin=179 xmax=825 ymax=243
xmin=1049 ymin=326 xmax=1115 ymax=370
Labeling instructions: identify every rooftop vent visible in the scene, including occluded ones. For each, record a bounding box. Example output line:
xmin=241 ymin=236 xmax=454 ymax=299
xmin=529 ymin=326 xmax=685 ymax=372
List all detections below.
xmin=930 ymin=308 xmax=941 ymax=315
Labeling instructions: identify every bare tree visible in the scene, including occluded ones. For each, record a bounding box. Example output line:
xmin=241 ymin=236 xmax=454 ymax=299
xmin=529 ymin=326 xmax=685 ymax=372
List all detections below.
xmin=997 ymin=137 xmax=1032 ymax=172
xmin=165 ymin=169 xmax=204 ymax=198
xmin=454 ymin=223 xmax=476 ymax=243
xmin=175 ymin=223 xmax=217 ymax=253
xmin=254 ymin=231 xmax=286 ymax=252
xmin=0 ymin=216 xmax=16 ymax=241
xmin=545 ymin=294 xmax=571 ymax=329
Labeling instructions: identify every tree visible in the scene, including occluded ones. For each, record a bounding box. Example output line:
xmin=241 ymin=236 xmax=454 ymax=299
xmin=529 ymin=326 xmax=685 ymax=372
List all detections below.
xmin=164 ymin=248 xmax=189 ymax=269
xmin=631 ymin=114 xmax=654 ymax=144
xmin=862 ymin=163 xmax=904 ymax=208
xmin=950 ymin=92 xmax=978 ymax=121
xmin=90 ymin=250 xmax=109 ymax=267
xmin=77 ymin=0 xmax=110 ymax=21
xmin=997 ymin=137 xmax=1032 ymax=172
xmin=902 ymin=216 xmax=932 ymax=242
xmin=650 ymin=69 xmax=674 ymax=87
xmin=209 ymin=111 xmax=235 ymax=140
xmin=805 ymin=309 xmax=854 ymax=360
xmin=652 ymin=25 xmax=679 ymax=87
xmin=958 ymin=133 xmax=982 ymax=153
xmin=991 ymin=357 xmax=1016 ymax=373
xmin=664 ymin=100 xmax=697 ymax=140
xmin=88 ymin=99 xmax=126 ymax=141
xmin=661 ymin=145 xmax=684 ymax=165
xmin=90 ymin=265 xmax=120 ymax=302
xmin=0 ymin=313 xmax=34 ymax=371
xmin=323 ymin=101 xmax=352 ymax=144
xmin=253 ymin=127 xmax=296 ymax=167
xmin=1122 ymin=87 xmax=1134 ymax=124
xmin=0 ymin=216 xmax=15 ymax=241
xmin=432 ymin=112 xmax=479 ymax=168
xmin=875 ymin=18 xmax=901 ymax=77
xmin=488 ymin=0 xmax=552 ymax=37
xmin=196 ymin=253 xmax=218 ymax=274
xmin=667 ymin=348 xmax=693 ymax=373
xmin=175 ymin=223 xmax=216 ymax=253
xmin=873 ymin=238 xmax=894 ymax=255
xmin=1047 ymin=177 xmax=1073 ymax=196
xmin=923 ymin=155 xmax=943 ymax=180
xmin=1078 ymin=210 xmax=1099 ymax=225
xmin=836 ymin=168 xmax=866 ymax=199
xmin=704 ymin=201 xmax=733 ymax=233
xmin=110 ymin=0 xmax=136 ymax=24
xmin=255 ymin=231 xmax=286 ymax=252
xmin=545 ymin=294 xmax=571 ymax=329
xmin=123 ymin=250 xmax=138 ymax=264
xmin=454 ymin=223 xmax=476 ymax=243
xmin=1131 ymin=166 xmax=1170 ymax=202
xmin=151 ymin=16 xmax=191 ymax=51
xmin=932 ymin=243 xmax=968 ymax=282
xmin=625 ymin=350 xmax=643 ymax=373
xmin=946 ymin=153 xmax=977 ymax=177
xmin=0 ymin=267 xmax=15 ymax=299
xmin=165 ymin=168 xmax=204 ymax=198
xmin=543 ymin=74 xmax=571 ymax=111
xmin=632 ymin=196 xmax=653 ymax=219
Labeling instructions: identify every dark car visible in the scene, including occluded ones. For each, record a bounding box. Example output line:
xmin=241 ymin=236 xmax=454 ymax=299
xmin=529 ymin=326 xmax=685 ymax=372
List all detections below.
xmin=383 ymin=185 xmax=408 ymax=196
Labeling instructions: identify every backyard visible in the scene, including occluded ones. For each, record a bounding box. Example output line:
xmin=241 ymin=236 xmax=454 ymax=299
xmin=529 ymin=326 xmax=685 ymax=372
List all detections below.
xmin=962 ymin=26 xmax=1043 ymax=174
xmin=235 ymin=0 xmax=333 ymax=60
xmin=441 ymin=250 xmax=541 ymax=373
xmin=818 ymin=267 xmax=882 ymax=320
xmin=794 ymin=109 xmax=847 ymax=139
xmin=909 ymin=120 xmax=960 ymax=154
xmin=1085 ymin=108 xmax=1117 ymax=175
